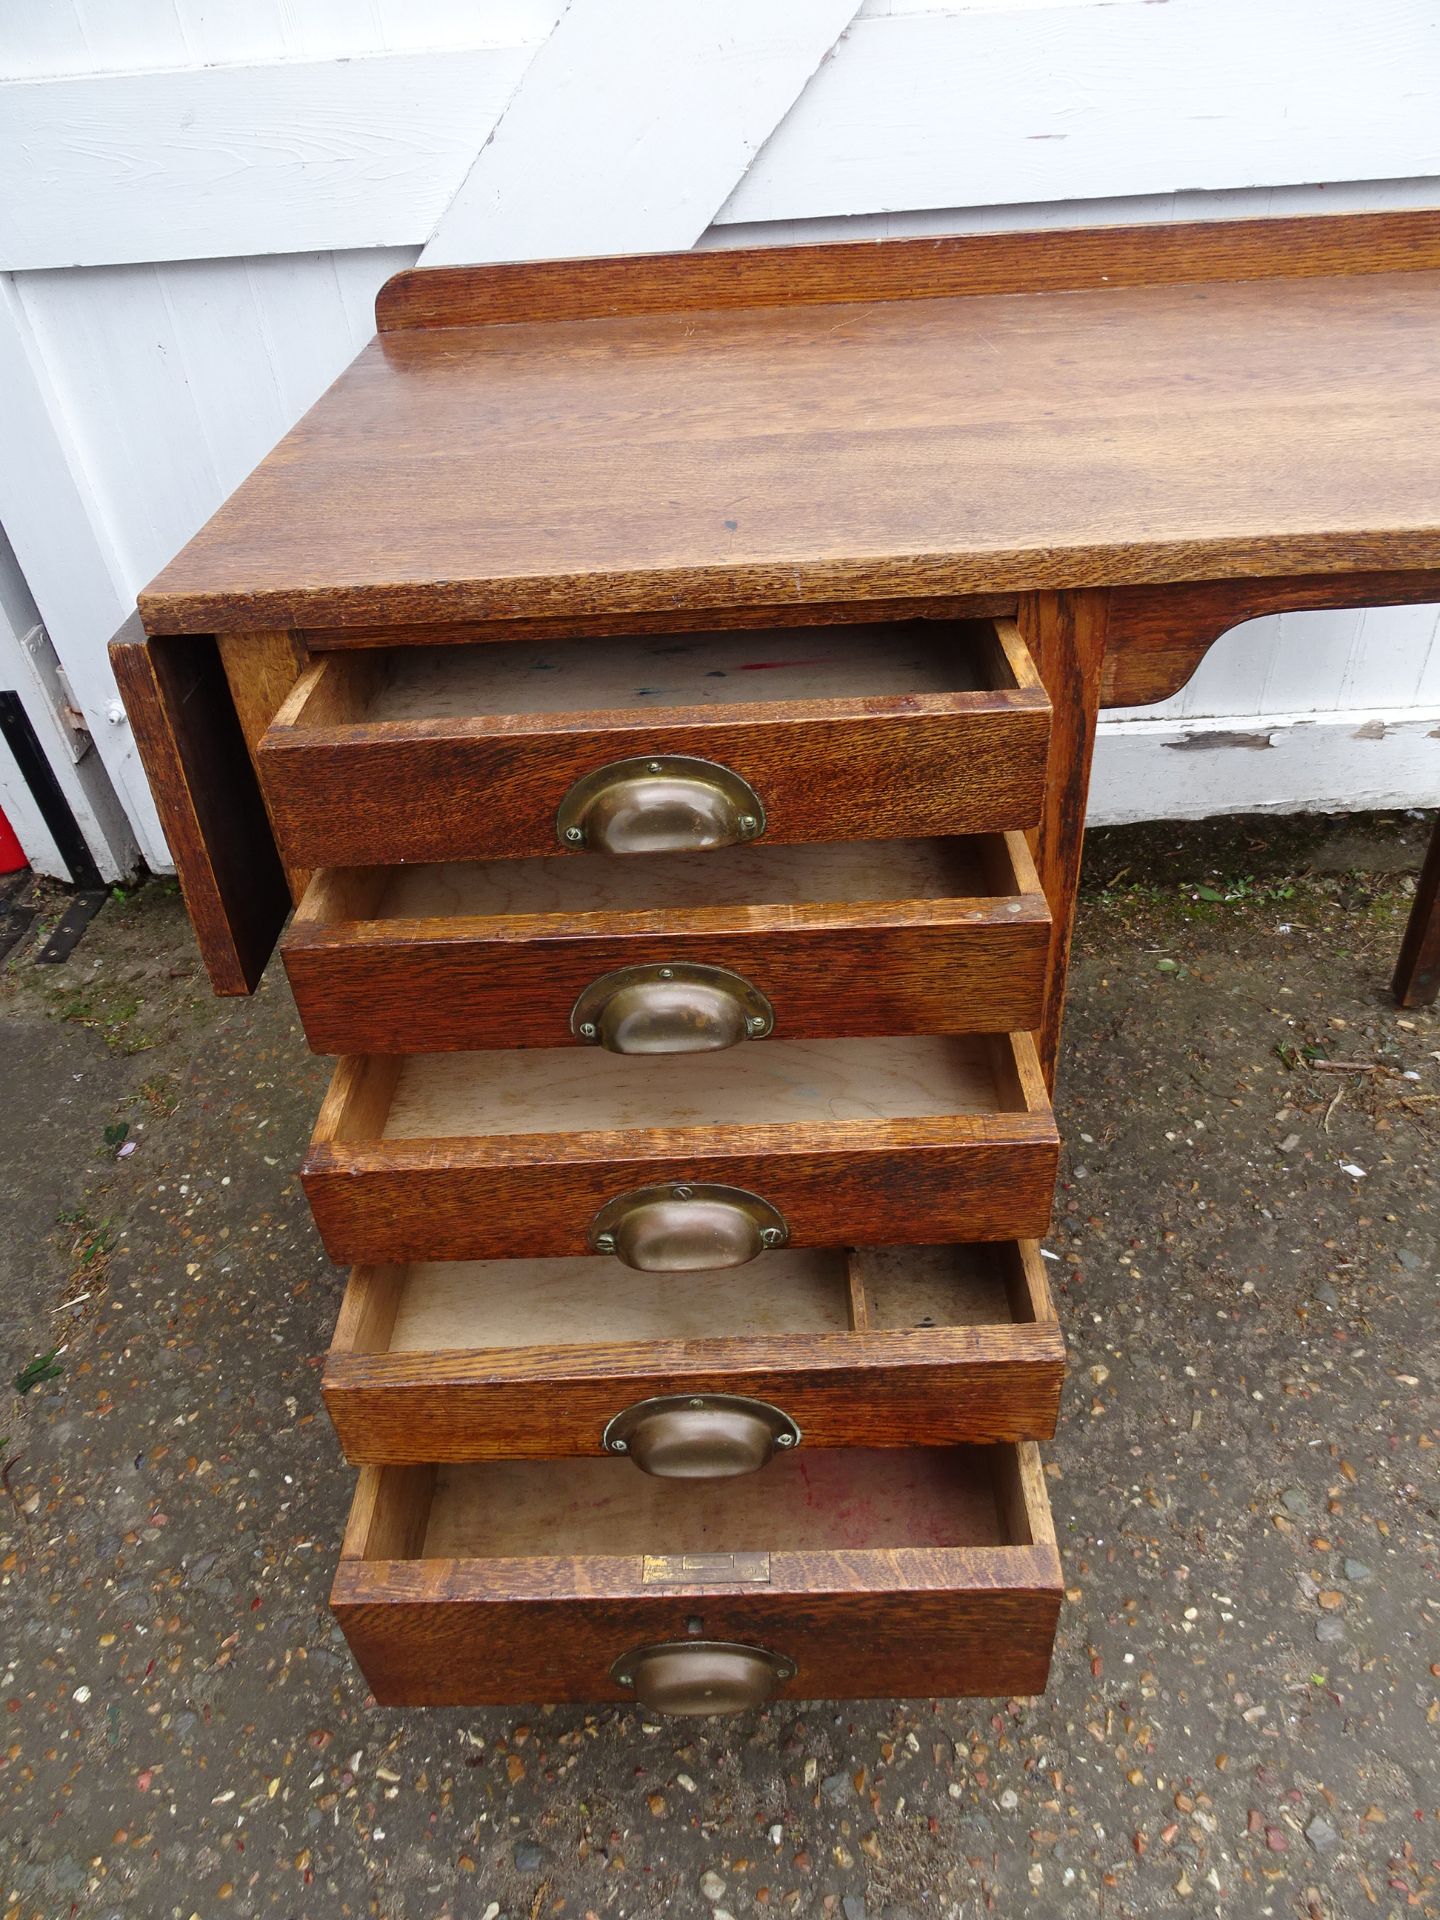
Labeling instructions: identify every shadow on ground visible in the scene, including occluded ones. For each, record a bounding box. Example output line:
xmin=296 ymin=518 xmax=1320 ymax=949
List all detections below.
xmin=0 ymin=812 xmax=1436 ymax=1919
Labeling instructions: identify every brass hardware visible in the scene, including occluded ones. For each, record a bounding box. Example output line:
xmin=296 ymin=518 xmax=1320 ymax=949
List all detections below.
xmin=556 ymin=755 xmax=765 ymax=854
xmin=643 ymin=1551 xmax=772 ymax=1586
xmin=604 ymin=1394 xmax=801 ymax=1477
xmin=610 ymin=1640 xmax=794 ymax=1716
xmin=571 ymin=963 xmax=773 ymax=1053
xmin=588 ymin=1183 xmax=788 ymax=1270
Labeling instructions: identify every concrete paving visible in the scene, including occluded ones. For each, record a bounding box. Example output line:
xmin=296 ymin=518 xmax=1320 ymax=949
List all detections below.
xmin=0 ymin=813 xmax=1436 ymax=1920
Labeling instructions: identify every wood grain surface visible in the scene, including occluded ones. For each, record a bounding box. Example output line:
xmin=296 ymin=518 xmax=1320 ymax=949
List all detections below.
xmin=216 ymin=627 xmax=309 ymax=903
xmin=108 ymin=624 xmax=291 ymax=994
xmin=1102 ymin=568 xmax=1440 ymax=708
xmin=374 ymin=211 xmax=1440 ymax=331
xmin=139 ymin=235 xmax=1440 ymax=634
xmin=298 ymin=594 xmax=1018 ymax=652
xmin=332 ymin=1442 xmax=1061 ymax=1704
xmin=282 ymin=833 xmax=1050 ymax=1054
xmin=322 ymin=1241 xmax=1065 ymax=1461
xmin=1021 ymin=590 xmax=1110 ymax=1087
xmin=302 ymin=1035 xmax=1058 ymax=1264
xmin=256 ymin=621 xmax=1049 ymax=866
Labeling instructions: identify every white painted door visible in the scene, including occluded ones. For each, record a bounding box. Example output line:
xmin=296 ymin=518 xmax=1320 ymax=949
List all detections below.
xmin=0 ymin=0 xmax=1435 ymax=872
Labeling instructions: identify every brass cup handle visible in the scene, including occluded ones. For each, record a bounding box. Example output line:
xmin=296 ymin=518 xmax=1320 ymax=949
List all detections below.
xmin=603 ymin=1393 xmax=801 ymax=1477
xmin=571 ymin=963 xmax=774 ymax=1053
xmin=589 ymin=1183 xmax=788 ymax=1271
xmin=556 ymin=755 xmax=765 ymax=855
xmin=611 ymin=1641 xmax=795 ymax=1716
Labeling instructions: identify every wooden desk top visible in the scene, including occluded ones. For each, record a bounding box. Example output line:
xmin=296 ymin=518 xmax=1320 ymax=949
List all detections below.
xmin=140 ymin=212 xmax=1440 ymax=635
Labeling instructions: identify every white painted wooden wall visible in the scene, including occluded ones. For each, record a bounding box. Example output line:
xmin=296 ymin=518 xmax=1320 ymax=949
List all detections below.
xmin=1 ymin=0 xmax=1437 ymax=878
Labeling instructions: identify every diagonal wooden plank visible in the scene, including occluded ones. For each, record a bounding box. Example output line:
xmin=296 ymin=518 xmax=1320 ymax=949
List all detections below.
xmin=0 ymin=48 xmax=535 ymax=271
xmin=420 ymin=0 xmax=866 ymax=266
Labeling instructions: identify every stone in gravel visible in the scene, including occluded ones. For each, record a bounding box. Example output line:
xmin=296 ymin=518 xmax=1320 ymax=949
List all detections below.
xmin=820 ymin=1772 xmax=851 ymax=1804
xmin=1344 ymin=1558 xmax=1372 ymax=1582
xmin=700 ymin=1871 xmax=726 ymax=1904
xmin=1280 ymin=1488 xmax=1309 ymax=1515
xmin=513 ymin=1842 xmax=546 ymax=1873
xmin=1315 ymin=1618 xmax=1345 ymax=1643
xmin=1314 ymin=1280 xmax=1340 ymax=1308
xmin=1305 ymin=1814 xmax=1340 ymax=1855
xmin=842 ymin=1897 xmax=867 ymax=1920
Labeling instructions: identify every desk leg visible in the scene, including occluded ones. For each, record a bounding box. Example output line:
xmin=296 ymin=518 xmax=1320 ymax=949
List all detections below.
xmin=1017 ymin=589 xmax=1109 ymax=1092
xmin=1393 ymin=812 xmax=1440 ymax=1007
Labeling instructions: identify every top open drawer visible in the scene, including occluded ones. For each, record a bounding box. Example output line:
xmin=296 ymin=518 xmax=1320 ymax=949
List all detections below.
xmin=258 ymin=617 xmax=1051 ymax=868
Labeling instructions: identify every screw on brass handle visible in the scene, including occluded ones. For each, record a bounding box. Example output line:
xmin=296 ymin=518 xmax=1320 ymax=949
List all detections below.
xmin=571 ymin=964 xmax=773 ymax=1053
xmin=611 ymin=1641 xmax=795 ymax=1716
xmin=603 ymin=1393 xmax=801 ymax=1477
xmin=589 ymin=1183 xmax=788 ymax=1271
xmin=556 ymin=755 xmax=765 ymax=855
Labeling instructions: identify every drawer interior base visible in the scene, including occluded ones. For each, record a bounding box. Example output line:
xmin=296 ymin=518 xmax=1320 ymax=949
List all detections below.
xmin=380 ymin=1033 xmax=1025 ymax=1138
xmin=358 ymin=833 xmax=1028 ymax=920
xmin=360 ymin=621 xmax=994 ymax=725
xmin=379 ymin=1242 xmax=1043 ymax=1351
xmin=411 ymin=1443 xmax=1039 ymax=1558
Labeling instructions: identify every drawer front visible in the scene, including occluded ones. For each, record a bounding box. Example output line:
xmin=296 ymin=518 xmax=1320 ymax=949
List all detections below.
xmin=258 ymin=618 xmax=1050 ymax=867
xmin=306 ymin=1130 xmax=1058 ymax=1265
xmin=283 ymin=835 xmax=1051 ymax=1054
xmin=331 ymin=1446 xmax=1061 ymax=1708
xmin=323 ymin=1243 xmax=1066 ymax=1462
xmin=303 ymin=1035 xmax=1057 ymax=1264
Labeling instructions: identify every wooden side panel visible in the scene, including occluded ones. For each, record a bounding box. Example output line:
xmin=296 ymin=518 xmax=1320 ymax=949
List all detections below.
xmin=1394 ymin=814 xmax=1440 ymax=1009
xmin=1101 ymin=567 xmax=1440 ymax=708
xmin=109 ymin=626 xmax=289 ymax=994
xmin=217 ymin=627 xmax=310 ymax=903
xmin=1018 ymin=590 xmax=1110 ymax=1088
xmin=332 ymin=1545 xmax=1063 ymax=1706
xmin=303 ymin=1122 xmax=1060 ymax=1265
xmin=375 ymin=210 xmax=1440 ymax=331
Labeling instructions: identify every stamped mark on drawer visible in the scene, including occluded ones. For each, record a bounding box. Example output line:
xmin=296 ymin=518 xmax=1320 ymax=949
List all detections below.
xmin=643 ymin=1551 xmax=771 ymax=1586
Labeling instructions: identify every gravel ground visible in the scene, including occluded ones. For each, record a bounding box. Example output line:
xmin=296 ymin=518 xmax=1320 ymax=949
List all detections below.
xmin=0 ymin=811 xmax=1436 ymax=1920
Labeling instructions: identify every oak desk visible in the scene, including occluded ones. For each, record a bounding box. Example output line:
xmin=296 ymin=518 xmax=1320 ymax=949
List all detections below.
xmin=113 ymin=210 xmax=1440 ymax=1711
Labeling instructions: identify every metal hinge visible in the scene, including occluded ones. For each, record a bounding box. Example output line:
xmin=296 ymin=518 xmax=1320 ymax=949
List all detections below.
xmin=20 ymin=625 xmax=92 ymax=763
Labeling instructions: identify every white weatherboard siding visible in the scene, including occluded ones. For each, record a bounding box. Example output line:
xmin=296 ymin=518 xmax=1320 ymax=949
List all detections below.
xmin=0 ymin=0 xmax=1435 ymax=875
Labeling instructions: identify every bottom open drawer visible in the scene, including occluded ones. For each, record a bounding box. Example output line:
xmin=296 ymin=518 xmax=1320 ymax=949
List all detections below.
xmin=331 ymin=1442 xmax=1061 ymax=1710
xmin=323 ymin=1240 xmax=1064 ymax=1462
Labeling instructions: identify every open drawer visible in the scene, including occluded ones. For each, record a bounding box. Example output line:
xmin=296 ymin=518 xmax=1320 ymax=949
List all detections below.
xmin=258 ymin=617 xmax=1051 ymax=867
xmin=324 ymin=1240 xmax=1065 ymax=1463
xmin=283 ymin=832 xmax=1052 ymax=1054
xmin=331 ymin=1441 xmax=1062 ymax=1709
xmin=302 ymin=1032 xmax=1059 ymax=1264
